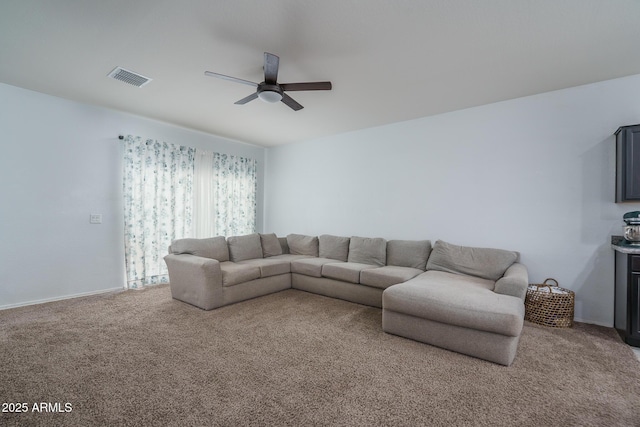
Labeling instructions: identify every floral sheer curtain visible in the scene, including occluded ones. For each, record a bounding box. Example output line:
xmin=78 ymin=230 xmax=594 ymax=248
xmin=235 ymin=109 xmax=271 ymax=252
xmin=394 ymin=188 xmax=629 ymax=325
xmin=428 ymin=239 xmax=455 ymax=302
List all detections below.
xmin=122 ymin=136 xmax=194 ymax=289
xmin=122 ymin=135 xmax=257 ymax=288
xmin=191 ymin=151 xmax=215 ymax=238
xmin=192 ymin=151 xmax=257 ymax=237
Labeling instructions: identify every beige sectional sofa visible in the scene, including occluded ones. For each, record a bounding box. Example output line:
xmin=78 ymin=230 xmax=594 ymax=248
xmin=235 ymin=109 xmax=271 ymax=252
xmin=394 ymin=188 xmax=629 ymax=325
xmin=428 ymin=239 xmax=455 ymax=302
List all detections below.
xmin=164 ymin=233 xmax=528 ymax=365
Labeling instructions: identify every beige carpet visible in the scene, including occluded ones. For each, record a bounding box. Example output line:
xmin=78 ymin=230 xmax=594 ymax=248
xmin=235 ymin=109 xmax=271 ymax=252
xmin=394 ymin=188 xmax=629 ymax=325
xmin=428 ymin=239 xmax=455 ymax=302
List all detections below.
xmin=1 ymin=285 xmax=639 ymax=426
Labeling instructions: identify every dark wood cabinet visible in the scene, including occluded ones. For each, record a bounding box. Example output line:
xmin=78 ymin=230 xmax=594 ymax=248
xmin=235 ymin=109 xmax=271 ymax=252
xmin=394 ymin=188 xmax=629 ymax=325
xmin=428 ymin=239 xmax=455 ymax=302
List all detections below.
xmin=614 ymin=252 xmax=640 ymax=346
xmin=631 ymin=273 xmax=640 ymax=342
xmin=616 ymin=124 xmax=640 ymax=202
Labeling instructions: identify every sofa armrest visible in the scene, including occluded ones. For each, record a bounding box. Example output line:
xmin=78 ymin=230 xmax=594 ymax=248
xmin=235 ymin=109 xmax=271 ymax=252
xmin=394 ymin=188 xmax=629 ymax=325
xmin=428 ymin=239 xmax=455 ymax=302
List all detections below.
xmin=164 ymin=254 xmax=224 ymax=310
xmin=493 ymin=262 xmax=528 ymax=301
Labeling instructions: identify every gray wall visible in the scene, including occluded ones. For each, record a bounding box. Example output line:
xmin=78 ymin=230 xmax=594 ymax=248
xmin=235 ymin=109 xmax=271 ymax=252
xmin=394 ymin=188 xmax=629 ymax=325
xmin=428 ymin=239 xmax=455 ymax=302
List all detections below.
xmin=0 ymin=83 xmax=265 ymax=309
xmin=265 ymin=73 xmax=640 ymax=326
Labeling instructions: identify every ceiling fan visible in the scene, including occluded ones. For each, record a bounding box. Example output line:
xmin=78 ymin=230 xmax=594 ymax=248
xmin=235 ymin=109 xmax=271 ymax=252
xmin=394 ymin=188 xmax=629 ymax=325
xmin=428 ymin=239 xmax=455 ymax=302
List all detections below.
xmin=205 ymin=52 xmax=332 ymax=111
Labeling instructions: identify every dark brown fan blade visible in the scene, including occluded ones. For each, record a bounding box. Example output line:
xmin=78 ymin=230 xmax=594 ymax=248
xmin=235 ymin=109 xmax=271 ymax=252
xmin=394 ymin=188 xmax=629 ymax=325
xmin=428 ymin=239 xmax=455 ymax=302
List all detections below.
xmin=281 ymin=93 xmax=303 ymax=111
xmin=264 ymin=52 xmax=279 ymax=84
xmin=205 ymin=71 xmax=258 ymax=87
xmin=280 ymin=82 xmax=332 ymax=91
xmin=234 ymin=92 xmax=259 ymax=105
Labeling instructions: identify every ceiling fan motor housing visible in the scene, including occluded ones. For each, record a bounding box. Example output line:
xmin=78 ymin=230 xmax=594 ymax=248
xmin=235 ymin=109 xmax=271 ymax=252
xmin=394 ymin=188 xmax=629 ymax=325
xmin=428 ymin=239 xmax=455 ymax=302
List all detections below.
xmin=257 ymin=83 xmax=283 ymax=103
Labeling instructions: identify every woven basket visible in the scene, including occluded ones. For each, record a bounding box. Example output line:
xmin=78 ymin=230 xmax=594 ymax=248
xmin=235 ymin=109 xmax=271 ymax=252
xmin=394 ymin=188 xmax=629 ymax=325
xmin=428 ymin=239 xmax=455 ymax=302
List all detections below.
xmin=524 ymin=278 xmax=575 ymax=328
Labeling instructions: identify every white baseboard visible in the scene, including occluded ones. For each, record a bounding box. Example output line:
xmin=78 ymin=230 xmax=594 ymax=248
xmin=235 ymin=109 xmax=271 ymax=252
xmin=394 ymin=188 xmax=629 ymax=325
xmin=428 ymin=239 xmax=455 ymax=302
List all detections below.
xmin=0 ymin=287 xmax=124 ymax=311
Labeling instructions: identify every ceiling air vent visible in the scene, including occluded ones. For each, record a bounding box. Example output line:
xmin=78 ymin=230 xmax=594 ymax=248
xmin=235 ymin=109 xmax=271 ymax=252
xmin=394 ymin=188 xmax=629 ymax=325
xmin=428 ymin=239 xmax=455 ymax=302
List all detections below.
xmin=107 ymin=66 xmax=152 ymax=87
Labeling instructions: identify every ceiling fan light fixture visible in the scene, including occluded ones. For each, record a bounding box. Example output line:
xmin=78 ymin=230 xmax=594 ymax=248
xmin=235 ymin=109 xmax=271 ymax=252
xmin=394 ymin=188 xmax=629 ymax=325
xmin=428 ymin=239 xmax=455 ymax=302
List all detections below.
xmin=258 ymin=90 xmax=283 ymax=103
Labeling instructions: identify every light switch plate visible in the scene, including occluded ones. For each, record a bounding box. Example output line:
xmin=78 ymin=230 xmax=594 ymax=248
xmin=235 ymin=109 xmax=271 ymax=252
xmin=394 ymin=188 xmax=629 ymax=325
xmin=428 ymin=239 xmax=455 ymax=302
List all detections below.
xmin=90 ymin=214 xmax=102 ymax=224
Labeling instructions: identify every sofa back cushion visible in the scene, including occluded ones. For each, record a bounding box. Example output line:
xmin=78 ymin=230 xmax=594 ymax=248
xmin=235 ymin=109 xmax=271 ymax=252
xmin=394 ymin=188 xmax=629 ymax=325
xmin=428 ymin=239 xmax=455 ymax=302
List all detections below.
xmin=286 ymin=234 xmax=319 ymax=256
xmin=227 ymin=233 xmax=264 ymax=262
xmin=278 ymin=237 xmax=290 ymax=254
xmin=426 ymin=240 xmax=518 ymax=281
xmin=347 ymin=236 xmax=386 ymax=266
xmin=319 ymin=235 xmax=350 ymax=261
xmin=170 ymin=236 xmax=229 ymax=262
xmin=386 ymin=240 xmax=432 ymax=270
xmin=260 ymin=233 xmax=283 ymax=257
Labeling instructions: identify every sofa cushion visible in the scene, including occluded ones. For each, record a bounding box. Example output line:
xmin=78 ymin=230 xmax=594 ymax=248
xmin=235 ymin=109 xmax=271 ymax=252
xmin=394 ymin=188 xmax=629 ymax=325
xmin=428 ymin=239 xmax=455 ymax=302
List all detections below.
xmin=494 ymin=263 xmax=528 ymax=300
xmin=382 ymin=270 xmax=524 ymax=337
xmin=260 ymin=233 xmax=283 ymax=257
xmin=360 ymin=266 xmax=424 ymax=290
xmin=227 ymin=233 xmax=264 ymax=262
xmin=386 ymin=240 xmax=431 ymax=270
xmin=278 ymin=237 xmax=290 ymax=254
xmin=237 ymin=258 xmax=290 ymax=278
xmin=269 ymin=254 xmax=310 ymax=262
xmin=291 ymin=257 xmax=338 ymax=278
xmin=426 ymin=240 xmax=518 ymax=281
xmin=219 ymin=261 xmax=261 ymax=287
xmin=347 ymin=236 xmax=386 ymax=266
xmin=322 ymin=262 xmax=377 ymax=284
xmin=170 ymin=236 xmax=229 ymax=262
xmin=319 ymin=235 xmax=350 ymax=261
xmin=287 ymin=234 xmax=319 ymax=256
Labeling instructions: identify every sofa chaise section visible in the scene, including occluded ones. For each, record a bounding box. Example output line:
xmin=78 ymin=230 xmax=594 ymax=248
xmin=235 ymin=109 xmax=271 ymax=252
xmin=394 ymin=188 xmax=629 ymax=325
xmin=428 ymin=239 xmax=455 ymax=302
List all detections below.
xmin=382 ymin=240 xmax=528 ymax=366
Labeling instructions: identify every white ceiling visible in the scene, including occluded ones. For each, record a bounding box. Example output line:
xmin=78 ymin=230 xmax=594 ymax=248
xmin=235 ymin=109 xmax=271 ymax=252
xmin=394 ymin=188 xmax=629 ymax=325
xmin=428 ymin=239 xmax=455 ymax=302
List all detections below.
xmin=2 ymin=1 xmax=640 ymax=147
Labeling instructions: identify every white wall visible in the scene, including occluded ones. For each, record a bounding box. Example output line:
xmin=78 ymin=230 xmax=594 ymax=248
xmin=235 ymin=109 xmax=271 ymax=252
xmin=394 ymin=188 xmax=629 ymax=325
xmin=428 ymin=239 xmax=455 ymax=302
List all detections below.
xmin=0 ymin=83 xmax=265 ymax=309
xmin=5 ymin=73 xmax=640 ymax=325
xmin=265 ymin=74 xmax=640 ymax=326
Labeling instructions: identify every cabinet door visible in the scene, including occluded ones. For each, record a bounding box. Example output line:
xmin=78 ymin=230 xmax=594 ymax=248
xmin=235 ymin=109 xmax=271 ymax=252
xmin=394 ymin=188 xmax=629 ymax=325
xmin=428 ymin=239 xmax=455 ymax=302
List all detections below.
xmin=618 ymin=126 xmax=640 ymax=201
xmin=631 ymin=273 xmax=640 ymax=342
